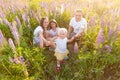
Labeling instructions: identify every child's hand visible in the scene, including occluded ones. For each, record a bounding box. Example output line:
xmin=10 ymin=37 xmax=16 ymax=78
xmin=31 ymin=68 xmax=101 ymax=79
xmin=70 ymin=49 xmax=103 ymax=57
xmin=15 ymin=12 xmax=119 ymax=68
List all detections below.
xmin=45 ymin=41 xmax=51 ymax=46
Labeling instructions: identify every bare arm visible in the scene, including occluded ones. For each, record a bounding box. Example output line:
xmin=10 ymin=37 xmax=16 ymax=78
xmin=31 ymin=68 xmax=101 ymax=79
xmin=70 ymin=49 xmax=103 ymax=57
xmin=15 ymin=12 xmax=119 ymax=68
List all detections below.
xmin=67 ymin=26 xmax=73 ymax=38
xmin=75 ymin=27 xmax=84 ymax=37
xmin=67 ymin=36 xmax=74 ymax=43
xmin=39 ymin=31 xmax=47 ymax=43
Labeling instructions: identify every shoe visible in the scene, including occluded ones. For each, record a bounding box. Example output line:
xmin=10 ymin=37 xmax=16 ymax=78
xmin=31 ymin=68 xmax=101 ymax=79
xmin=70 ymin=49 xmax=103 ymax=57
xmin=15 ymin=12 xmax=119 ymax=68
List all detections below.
xmin=64 ymin=56 xmax=69 ymax=60
xmin=56 ymin=66 xmax=61 ymax=72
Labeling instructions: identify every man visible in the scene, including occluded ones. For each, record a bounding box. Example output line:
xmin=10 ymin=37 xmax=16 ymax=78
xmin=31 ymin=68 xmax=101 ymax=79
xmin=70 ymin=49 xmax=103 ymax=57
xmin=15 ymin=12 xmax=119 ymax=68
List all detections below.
xmin=68 ymin=9 xmax=87 ymax=41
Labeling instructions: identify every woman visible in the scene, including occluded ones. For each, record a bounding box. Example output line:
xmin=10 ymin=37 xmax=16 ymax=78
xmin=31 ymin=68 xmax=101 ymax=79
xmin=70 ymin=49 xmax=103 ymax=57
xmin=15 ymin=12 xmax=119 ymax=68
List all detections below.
xmin=33 ymin=17 xmax=50 ymax=48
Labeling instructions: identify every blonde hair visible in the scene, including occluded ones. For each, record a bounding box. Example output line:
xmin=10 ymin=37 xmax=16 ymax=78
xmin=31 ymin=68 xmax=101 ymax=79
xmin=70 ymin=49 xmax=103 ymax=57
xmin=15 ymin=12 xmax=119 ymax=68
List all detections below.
xmin=58 ymin=28 xmax=67 ymax=36
xmin=75 ymin=9 xmax=83 ymax=14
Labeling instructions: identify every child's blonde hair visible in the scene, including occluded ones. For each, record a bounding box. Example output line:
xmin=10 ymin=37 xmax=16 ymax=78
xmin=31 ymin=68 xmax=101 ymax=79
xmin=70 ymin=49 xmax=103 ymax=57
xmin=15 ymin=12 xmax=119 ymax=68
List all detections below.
xmin=58 ymin=28 xmax=67 ymax=36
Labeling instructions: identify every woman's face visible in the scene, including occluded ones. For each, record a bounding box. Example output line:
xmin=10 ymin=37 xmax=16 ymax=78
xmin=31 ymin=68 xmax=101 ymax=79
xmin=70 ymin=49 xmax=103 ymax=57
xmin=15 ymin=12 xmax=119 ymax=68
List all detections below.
xmin=43 ymin=19 xmax=49 ymax=28
xmin=50 ymin=22 xmax=56 ymax=29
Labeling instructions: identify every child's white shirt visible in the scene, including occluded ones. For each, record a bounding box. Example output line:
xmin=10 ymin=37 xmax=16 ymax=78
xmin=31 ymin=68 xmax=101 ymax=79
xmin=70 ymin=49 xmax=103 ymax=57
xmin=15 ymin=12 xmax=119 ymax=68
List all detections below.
xmin=55 ymin=37 xmax=67 ymax=53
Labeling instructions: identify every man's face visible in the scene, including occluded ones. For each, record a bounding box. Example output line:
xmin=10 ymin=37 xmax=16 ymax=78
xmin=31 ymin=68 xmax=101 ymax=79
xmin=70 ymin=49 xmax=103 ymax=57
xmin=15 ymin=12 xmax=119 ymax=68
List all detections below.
xmin=75 ymin=12 xmax=82 ymax=20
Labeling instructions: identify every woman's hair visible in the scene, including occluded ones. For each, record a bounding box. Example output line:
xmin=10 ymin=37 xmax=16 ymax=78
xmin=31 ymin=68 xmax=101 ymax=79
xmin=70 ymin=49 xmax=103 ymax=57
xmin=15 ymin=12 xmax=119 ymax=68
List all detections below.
xmin=40 ymin=17 xmax=48 ymax=28
xmin=48 ymin=19 xmax=58 ymax=29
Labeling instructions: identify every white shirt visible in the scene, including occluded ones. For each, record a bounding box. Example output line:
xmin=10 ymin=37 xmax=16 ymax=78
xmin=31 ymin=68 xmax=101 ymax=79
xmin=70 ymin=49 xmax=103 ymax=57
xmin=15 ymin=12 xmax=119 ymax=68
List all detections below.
xmin=33 ymin=26 xmax=43 ymax=44
xmin=34 ymin=26 xmax=43 ymax=37
xmin=55 ymin=38 xmax=67 ymax=53
xmin=69 ymin=17 xmax=87 ymax=34
xmin=48 ymin=27 xmax=59 ymax=37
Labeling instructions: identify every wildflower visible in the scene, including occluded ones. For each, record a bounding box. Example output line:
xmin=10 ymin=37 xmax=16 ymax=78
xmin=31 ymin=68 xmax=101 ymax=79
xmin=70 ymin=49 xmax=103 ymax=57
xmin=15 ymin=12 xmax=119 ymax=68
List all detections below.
xmin=0 ymin=30 xmax=4 ymax=47
xmin=9 ymin=56 xmax=14 ymax=63
xmin=18 ymin=56 xmax=25 ymax=64
xmin=108 ymin=27 xmax=113 ymax=41
xmin=0 ymin=18 xmax=3 ymax=24
xmin=95 ymin=28 xmax=104 ymax=48
xmin=102 ymin=45 xmax=112 ymax=53
xmin=15 ymin=16 xmax=21 ymax=28
xmin=74 ymin=42 xmax=79 ymax=53
xmin=115 ymin=22 xmax=120 ymax=35
xmin=8 ymin=38 xmax=16 ymax=52
xmin=3 ymin=18 xmax=10 ymax=26
xmin=11 ymin=22 xmax=20 ymax=45
xmin=22 ymin=13 xmax=28 ymax=22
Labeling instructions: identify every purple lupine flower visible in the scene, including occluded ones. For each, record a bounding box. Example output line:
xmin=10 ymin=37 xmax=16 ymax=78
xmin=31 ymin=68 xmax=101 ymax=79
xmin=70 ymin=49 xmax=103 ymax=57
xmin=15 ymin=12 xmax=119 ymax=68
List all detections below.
xmin=26 ymin=61 xmax=31 ymax=68
xmin=74 ymin=42 xmax=79 ymax=53
xmin=115 ymin=22 xmax=120 ymax=35
xmin=41 ymin=2 xmax=47 ymax=9
xmin=22 ymin=13 xmax=28 ymax=22
xmin=111 ymin=22 xmax=120 ymax=41
xmin=37 ymin=9 xmax=41 ymax=19
xmin=95 ymin=28 xmax=104 ymax=47
xmin=18 ymin=56 xmax=25 ymax=64
xmin=11 ymin=22 xmax=20 ymax=45
xmin=9 ymin=56 xmax=14 ymax=63
xmin=15 ymin=16 xmax=21 ymax=28
xmin=3 ymin=18 xmax=10 ymax=26
xmin=30 ymin=10 xmax=34 ymax=18
xmin=108 ymin=27 xmax=113 ymax=41
xmin=0 ymin=18 xmax=3 ymax=24
xmin=13 ymin=54 xmax=20 ymax=64
xmin=88 ymin=16 xmax=96 ymax=27
xmin=34 ymin=13 xmax=39 ymax=23
xmin=0 ymin=30 xmax=4 ymax=46
xmin=102 ymin=45 xmax=112 ymax=53
xmin=0 ymin=12 xmax=5 ymax=18
xmin=14 ymin=58 xmax=20 ymax=64
xmin=8 ymin=38 xmax=16 ymax=51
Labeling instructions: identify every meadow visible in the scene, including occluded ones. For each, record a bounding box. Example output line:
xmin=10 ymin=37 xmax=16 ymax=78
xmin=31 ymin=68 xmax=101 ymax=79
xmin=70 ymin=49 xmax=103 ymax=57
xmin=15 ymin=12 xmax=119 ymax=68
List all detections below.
xmin=0 ymin=0 xmax=120 ymax=80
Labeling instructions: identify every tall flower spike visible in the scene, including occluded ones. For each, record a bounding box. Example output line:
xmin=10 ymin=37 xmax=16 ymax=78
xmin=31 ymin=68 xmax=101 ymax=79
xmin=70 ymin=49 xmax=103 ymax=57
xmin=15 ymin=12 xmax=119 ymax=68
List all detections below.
xmin=3 ymin=18 xmax=10 ymax=26
xmin=108 ymin=27 xmax=113 ymax=41
xmin=95 ymin=28 xmax=104 ymax=48
xmin=22 ymin=13 xmax=28 ymax=22
xmin=11 ymin=21 xmax=20 ymax=45
xmin=8 ymin=38 xmax=16 ymax=52
xmin=15 ymin=16 xmax=21 ymax=28
xmin=115 ymin=22 xmax=120 ymax=35
xmin=74 ymin=42 xmax=79 ymax=53
xmin=0 ymin=30 xmax=5 ymax=47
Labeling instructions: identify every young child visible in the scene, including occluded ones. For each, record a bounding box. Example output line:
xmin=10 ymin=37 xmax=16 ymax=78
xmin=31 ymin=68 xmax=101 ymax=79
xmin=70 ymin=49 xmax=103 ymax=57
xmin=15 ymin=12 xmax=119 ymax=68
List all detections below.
xmin=52 ymin=28 xmax=74 ymax=71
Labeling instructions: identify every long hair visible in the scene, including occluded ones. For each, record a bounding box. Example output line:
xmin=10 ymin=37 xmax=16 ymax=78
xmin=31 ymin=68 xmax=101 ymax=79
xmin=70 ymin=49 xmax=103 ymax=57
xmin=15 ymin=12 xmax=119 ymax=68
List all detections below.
xmin=48 ymin=19 xmax=58 ymax=29
xmin=40 ymin=17 xmax=48 ymax=30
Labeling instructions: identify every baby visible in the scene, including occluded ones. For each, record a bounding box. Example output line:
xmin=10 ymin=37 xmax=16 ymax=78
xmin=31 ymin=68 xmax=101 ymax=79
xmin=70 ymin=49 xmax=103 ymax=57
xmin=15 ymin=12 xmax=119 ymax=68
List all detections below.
xmin=52 ymin=28 xmax=74 ymax=71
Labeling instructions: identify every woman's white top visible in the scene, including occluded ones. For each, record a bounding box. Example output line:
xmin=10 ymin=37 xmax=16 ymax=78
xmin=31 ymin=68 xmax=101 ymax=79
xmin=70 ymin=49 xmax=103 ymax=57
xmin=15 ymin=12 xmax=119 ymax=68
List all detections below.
xmin=33 ymin=26 xmax=43 ymax=44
